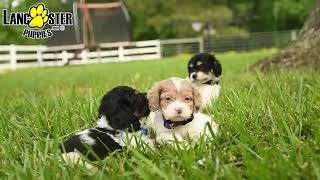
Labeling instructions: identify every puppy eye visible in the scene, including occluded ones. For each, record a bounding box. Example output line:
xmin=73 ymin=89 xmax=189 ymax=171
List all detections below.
xmin=165 ymin=96 xmax=171 ymax=101
xmin=185 ymin=97 xmax=192 ymax=101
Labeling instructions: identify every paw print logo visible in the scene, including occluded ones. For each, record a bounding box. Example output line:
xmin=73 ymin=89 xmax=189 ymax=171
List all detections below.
xmin=28 ymin=4 xmax=49 ymax=29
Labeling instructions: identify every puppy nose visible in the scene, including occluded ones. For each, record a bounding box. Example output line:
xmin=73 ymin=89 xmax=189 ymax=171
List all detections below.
xmin=175 ymin=107 xmax=182 ymax=114
xmin=192 ymin=73 xmax=197 ymax=79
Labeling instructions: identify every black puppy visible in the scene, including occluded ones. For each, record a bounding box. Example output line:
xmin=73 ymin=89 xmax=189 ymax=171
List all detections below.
xmin=61 ymin=86 xmax=151 ymax=162
xmin=187 ymin=53 xmax=222 ymax=108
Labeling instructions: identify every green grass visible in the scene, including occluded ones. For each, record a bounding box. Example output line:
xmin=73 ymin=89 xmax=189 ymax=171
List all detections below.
xmin=0 ymin=49 xmax=319 ymax=179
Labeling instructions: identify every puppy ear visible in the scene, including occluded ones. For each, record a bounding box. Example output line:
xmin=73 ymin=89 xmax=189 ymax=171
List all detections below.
xmin=214 ymin=60 xmax=222 ymax=77
xmin=211 ymin=55 xmax=222 ymax=77
xmin=98 ymin=93 xmax=109 ymax=116
xmin=147 ymin=82 xmax=161 ymax=111
xmin=192 ymin=84 xmax=202 ymax=112
xmin=107 ymin=97 xmax=140 ymax=131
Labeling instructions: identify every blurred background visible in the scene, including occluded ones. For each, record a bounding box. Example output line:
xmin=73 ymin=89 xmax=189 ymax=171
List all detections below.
xmin=0 ymin=0 xmax=318 ymax=70
xmin=0 ymin=0 xmax=315 ymax=44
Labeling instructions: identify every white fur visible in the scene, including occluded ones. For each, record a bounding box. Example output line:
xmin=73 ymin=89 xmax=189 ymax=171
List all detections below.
xmin=61 ymin=130 xmax=154 ymax=168
xmin=62 ymin=152 xmax=97 ymax=170
xmin=170 ymin=77 xmax=182 ymax=92
xmin=86 ymin=128 xmax=154 ymax=148
xmin=145 ymin=111 xmax=156 ymax=129
xmin=79 ymin=134 xmax=96 ymax=146
xmin=162 ymin=101 xmax=193 ymax=121
xmin=75 ymin=129 xmax=90 ymax=135
xmin=153 ymin=111 xmax=218 ymax=145
xmin=95 ymin=116 xmax=154 ymax=148
xmin=62 ymin=152 xmax=82 ymax=164
xmin=139 ymin=116 xmax=150 ymax=127
xmin=96 ymin=116 xmax=113 ymax=130
xmin=120 ymin=132 xmax=155 ymax=149
xmin=195 ymin=72 xmax=210 ymax=81
xmin=147 ymin=77 xmax=219 ymax=145
xmin=62 ymin=121 xmax=154 ymax=168
xmin=74 ymin=130 xmax=96 ymax=146
xmin=189 ymin=72 xmax=213 ymax=82
xmin=187 ymin=78 xmax=220 ymax=108
xmin=197 ymin=83 xmax=220 ymax=107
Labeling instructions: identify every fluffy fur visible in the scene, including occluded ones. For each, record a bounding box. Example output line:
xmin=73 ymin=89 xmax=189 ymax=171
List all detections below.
xmin=61 ymin=86 xmax=153 ymax=162
xmin=187 ymin=53 xmax=222 ymax=108
xmin=148 ymin=77 xmax=218 ymax=145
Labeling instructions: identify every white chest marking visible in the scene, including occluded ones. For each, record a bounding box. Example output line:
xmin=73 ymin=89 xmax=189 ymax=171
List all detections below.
xmin=75 ymin=130 xmax=96 ymax=146
xmin=198 ymin=84 xmax=220 ymax=106
xmin=96 ymin=116 xmax=113 ymax=130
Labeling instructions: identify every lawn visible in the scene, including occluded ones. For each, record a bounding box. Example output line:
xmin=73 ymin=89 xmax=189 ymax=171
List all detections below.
xmin=0 ymin=49 xmax=319 ymax=179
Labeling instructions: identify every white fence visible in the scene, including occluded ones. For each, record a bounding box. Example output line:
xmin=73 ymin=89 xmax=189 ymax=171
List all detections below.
xmin=0 ymin=40 xmax=161 ymax=70
xmin=160 ymin=37 xmax=204 ymax=56
xmin=160 ymin=30 xmax=298 ymax=56
xmin=0 ymin=30 xmax=298 ymax=71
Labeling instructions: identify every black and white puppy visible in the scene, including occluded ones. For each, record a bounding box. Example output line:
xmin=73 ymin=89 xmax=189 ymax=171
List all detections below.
xmin=188 ymin=53 xmax=222 ymax=108
xmin=61 ymin=86 xmax=152 ymax=163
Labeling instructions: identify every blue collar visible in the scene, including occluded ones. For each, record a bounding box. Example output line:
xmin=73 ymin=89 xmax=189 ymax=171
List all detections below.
xmin=163 ymin=114 xmax=194 ymax=129
xmin=139 ymin=127 xmax=149 ymax=135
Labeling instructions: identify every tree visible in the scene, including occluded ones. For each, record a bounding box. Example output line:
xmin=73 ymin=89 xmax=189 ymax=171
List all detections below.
xmin=124 ymin=0 xmax=238 ymax=40
xmin=252 ymin=1 xmax=320 ymax=71
xmin=0 ymin=0 xmax=316 ymax=44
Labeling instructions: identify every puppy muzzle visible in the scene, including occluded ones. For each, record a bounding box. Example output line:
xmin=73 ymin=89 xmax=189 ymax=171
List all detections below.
xmin=190 ymin=72 xmax=197 ymax=81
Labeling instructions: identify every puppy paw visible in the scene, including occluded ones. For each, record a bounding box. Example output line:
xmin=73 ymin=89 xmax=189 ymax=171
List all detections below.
xmin=62 ymin=152 xmax=82 ymax=164
xmin=62 ymin=152 xmax=97 ymax=170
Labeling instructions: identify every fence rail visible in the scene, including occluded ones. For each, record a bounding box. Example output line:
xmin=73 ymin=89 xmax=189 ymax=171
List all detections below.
xmin=0 ymin=40 xmax=161 ymax=70
xmin=160 ymin=30 xmax=297 ymax=57
xmin=0 ymin=30 xmax=297 ymax=70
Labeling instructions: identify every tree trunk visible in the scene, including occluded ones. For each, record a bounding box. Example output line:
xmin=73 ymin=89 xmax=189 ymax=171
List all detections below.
xmin=251 ymin=3 xmax=320 ymax=71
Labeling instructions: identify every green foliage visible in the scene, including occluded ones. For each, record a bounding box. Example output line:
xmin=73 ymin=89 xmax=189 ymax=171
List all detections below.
xmin=233 ymin=0 xmax=316 ymax=31
xmin=125 ymin=0 xmax=315 ymax=40
xmin=273 ymin=0 xmax=316 ymax=30
xmin=0 ymin=50 xmax=319 ymax=179
xmin=125 ymin=0 xmax=236 ymax=39
xmin=0 ymin=0 xmax=316 ymax=44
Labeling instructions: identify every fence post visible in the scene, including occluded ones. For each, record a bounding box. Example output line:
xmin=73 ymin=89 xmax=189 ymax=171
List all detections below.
xmin=97 ymin=48 xmax=101 ymax=61
xmin=118 ymin=46 xmax=124 ymax=61
xmin=37 ymin=46 xmax=43 ymax=67
xmin=291 ymin=30 xmax=297 ymax=41
xmin=198 ymin=37 xmax=204 ymax=53
xmin=81 ymin=49 xmax=88 ymax=64
xmin=156 ymin=40 xmax=162 ymax=59
xmin=61 ymin=50 xmax=68 ymax=65
xmin=9 ymin=44 xmax=17 ymax=70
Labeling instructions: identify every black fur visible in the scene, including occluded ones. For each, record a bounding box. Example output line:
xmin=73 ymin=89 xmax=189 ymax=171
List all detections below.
xmin=98 ymin=86 xmax=149 ymax=131
xmin=61 ymin=128 xmax=122 ymax=161
xmin=61 ymin=86 xmax=150 ymax=161
xmin=188 ymin=53 xmax=222 ymax=78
